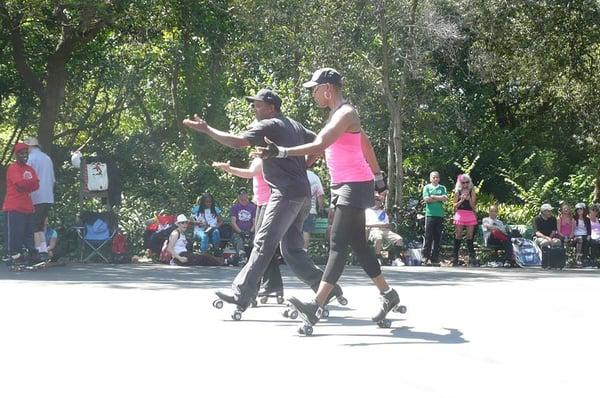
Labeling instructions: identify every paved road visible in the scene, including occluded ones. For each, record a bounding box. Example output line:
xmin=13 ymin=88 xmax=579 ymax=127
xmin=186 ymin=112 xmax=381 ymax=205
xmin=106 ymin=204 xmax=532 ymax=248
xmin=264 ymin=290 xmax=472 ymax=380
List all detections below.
xmin=1 ymin=263 xmax=598 ymax=398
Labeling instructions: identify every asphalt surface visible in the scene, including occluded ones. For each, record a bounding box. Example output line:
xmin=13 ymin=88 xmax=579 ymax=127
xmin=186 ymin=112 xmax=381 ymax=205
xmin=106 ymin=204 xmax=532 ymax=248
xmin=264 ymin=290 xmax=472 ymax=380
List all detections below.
xmin=1 ymin=263 xmax=598 ymax=398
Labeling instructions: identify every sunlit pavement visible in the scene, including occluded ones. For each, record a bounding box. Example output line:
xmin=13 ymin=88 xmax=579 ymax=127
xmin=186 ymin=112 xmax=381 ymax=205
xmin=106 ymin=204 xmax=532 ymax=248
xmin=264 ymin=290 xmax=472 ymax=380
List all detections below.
xmin=1 ymin=263 xmax=598 ymax=398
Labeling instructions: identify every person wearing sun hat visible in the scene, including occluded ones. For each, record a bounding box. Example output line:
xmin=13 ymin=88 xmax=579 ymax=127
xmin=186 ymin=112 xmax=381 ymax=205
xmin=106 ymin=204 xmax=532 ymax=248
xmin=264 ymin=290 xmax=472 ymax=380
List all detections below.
xmin=533 ymin=203 xmax=562 ymax=248
xmin=2 ymin=142 xmax=40 ymax=264
xmin=25 ymin=136 xmax=55 ymax=261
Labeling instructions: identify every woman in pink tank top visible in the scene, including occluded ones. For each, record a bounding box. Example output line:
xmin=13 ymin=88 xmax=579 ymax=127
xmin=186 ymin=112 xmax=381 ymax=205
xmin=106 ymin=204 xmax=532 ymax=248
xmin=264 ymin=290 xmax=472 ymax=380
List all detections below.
xmin=256 ymin=68 xmax=401 ymax=329
xmin=556 ymin=202 xmax=575 ymax=243
xmin=212 ymin=158 xmax=283 ymax=296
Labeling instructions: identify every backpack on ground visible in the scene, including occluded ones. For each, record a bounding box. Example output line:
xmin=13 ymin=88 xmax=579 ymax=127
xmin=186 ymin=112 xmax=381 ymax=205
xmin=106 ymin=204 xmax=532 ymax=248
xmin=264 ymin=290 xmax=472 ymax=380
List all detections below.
xmin=512 ymin=238 xmax=542 ymax=267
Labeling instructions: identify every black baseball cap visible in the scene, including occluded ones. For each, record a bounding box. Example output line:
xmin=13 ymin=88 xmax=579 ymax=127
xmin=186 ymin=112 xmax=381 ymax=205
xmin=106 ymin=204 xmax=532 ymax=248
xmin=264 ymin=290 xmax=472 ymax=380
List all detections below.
xmin=302 ymin=68 xmax=343 ymax=88
xmin=245 ymin=88 xmax=282 ymax=109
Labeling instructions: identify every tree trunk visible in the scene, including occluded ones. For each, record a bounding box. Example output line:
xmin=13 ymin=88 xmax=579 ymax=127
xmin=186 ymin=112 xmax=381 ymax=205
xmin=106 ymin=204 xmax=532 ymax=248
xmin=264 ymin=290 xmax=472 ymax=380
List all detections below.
xmin=390 ymin=106 xmax=404 ymax=209
xmin=38 ymin=58 xmax=68 ymax=151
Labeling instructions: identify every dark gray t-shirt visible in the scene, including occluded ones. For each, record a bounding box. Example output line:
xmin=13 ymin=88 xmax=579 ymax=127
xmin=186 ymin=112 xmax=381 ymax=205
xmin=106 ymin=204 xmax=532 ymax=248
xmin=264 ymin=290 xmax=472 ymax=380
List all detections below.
xmin=243 ymin=115 xmax=315 ymax=197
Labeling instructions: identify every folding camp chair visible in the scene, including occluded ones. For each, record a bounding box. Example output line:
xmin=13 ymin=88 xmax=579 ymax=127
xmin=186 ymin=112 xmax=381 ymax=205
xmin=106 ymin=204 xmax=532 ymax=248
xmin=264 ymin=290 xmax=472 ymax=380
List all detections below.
xmin=74 ymin=211 xmax=118 ymax=263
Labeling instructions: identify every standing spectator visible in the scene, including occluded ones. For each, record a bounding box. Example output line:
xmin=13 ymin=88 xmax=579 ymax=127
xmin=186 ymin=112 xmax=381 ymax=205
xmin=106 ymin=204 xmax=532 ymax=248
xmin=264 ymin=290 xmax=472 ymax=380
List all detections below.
xmin=230 ymin=187 xmax=257 ymax=263
xmin=2 ymin=143 xmax=40 ymax=264
xmin=533 ymin=204 xmax=562 ymax=248
xmin=573 ymin=203 xmax=591 ymax=266
xmin=482 ymin=205 xmax=514 ymax=267
xmin=452 ymin=174 xmax=479 ymax=266
xmin=26 ymin=137 xmax=55 ymax=261
xmin=422 ymin=171 xmax=448 ymax=266
xmin=190 ymin=193 xmax=223 ymax=253
xmin=303 ymin=169 xmax=325 ymax=249
xmin=365 ymin=193 xmax=404 ymax=266
xmin=556 ymin=202 xmax=575 ymax=244
xmin=588 ymin=204 xmax=600 ymax=260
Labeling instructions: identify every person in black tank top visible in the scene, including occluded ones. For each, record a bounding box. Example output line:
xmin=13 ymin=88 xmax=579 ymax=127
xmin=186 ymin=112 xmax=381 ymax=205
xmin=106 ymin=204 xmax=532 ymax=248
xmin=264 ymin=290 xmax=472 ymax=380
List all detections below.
xmin=452 ymin=174 xmax=479 ymax=266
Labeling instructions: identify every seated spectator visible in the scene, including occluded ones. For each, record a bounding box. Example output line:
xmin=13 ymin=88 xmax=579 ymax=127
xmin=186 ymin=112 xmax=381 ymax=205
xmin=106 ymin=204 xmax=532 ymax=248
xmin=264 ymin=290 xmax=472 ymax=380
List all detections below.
xmin=573 ymin=202 xmax=592 ymax=265
xmin=589 ymin=204 xmax=600 ymax=259
xmin=533 ymin=203 xmax=562 ymax=248
xmin=230 ymin=188 xmax=256 ymax=263
xmin=190 ymin=193 xmax=223 ymax=253
xmin=42 ymin=217 xmax=59 ymax=261
xmin=482 ymin=205 xmax=514 ymax=266
xmin=365 ymin=193 xmax=404 ymax=266
xmin=556 ymin=202 xmax=575 ymax=243
xmin=167 ymin=214 xmax=223 ymax=266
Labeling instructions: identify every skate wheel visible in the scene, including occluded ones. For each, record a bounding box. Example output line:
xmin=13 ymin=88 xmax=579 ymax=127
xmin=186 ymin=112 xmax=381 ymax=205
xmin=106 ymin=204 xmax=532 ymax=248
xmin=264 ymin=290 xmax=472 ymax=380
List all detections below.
xmin=303 ymin=325 xmax=313 ymax=336
xmin=232 ymin=311 xmax=242 ymax=321
xmin=377 ymin=319 xmax=392 ymax=328
xmin=337 ymin=296 xmax=348 ymax=306
xmin=213 ymin=299 xmax=223 ymax=309
xmin=397 ymin=305 xmax=407 ymax=314
xmin=321 ymin=309 xmax=330 ymax=319
xmin=289 ymin=310 xmax=298 ymax=320
xmin=260 ymin=296 xmax=268 ymax=304
xmin=276 ymin=296 xmax=285 ymax=305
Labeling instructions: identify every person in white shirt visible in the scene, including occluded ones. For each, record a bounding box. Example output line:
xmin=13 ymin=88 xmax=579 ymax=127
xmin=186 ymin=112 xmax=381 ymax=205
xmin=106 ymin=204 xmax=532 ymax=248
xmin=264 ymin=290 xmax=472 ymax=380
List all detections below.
xmin=26 ymin=137 xmax=55 ymax=261
xmin=303 ymin=169 xmax=325 ymax=249
xmin=482 ymin=205 xmax=514 ymax=266
xmin=365 ymin=193 xmax=404 ymax=266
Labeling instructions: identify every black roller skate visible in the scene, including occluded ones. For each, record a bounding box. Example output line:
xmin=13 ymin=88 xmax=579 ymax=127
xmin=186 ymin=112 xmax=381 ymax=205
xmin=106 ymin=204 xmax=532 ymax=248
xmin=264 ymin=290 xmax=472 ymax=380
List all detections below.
xmin=287 ymin=296 xmax=324 ymax=336
xmin=212 ymin=290 xmax=256 ymax=321
xmin=372 ymin=289 xmax=407 ymax=328
xmin=258 ymin=287 xmax=284 ymax=305
xmin=326 ymin=284 xmax=348 ymax=306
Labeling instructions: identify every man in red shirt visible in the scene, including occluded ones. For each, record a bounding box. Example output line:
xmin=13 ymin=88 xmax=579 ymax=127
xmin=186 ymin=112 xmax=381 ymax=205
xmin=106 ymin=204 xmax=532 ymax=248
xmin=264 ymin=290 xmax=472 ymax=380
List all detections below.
xmin=2 ymin=142 xmax=40 ymax=264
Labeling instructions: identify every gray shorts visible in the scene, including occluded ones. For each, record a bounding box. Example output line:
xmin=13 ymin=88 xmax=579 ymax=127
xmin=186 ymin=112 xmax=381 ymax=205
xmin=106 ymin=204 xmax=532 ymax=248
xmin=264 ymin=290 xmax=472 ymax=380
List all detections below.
xmin=33 ymin=203 xmax=52 ymax=232
xmin=330 ymin=180 xmax=374 ymax=209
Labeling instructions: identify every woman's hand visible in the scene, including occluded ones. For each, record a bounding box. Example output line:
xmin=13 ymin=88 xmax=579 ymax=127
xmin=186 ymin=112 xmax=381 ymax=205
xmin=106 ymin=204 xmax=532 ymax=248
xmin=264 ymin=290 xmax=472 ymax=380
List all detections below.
xmin=253 ymin=137 xmax=288 ymax=158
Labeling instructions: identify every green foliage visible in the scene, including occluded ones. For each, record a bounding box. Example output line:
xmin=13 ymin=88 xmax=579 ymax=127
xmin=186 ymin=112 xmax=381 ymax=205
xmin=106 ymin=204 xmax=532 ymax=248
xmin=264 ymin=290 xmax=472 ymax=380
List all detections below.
xmin=2 ymin=0 xmax=600 ymax=256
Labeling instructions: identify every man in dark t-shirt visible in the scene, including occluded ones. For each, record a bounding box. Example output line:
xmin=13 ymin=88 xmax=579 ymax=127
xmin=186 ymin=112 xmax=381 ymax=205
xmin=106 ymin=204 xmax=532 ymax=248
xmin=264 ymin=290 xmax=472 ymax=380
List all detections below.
xmin=183 ymin=89 xmax=342 ymax=310
xmin=533 ymin=203 xmax=562 ymax=248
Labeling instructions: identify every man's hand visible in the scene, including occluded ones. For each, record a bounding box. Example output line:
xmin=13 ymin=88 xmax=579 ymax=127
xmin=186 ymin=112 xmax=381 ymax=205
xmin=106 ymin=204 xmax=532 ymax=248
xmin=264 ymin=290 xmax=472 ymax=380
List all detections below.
xmin=212 ymin=160 xmax=231 ymax=172
xmin=183 ymin=114 xmax=209 ymax=133
xmin=253 ymin=137 xmax=288 ymax=158
xmin=374 ymin=172 xmax=387 ymax=193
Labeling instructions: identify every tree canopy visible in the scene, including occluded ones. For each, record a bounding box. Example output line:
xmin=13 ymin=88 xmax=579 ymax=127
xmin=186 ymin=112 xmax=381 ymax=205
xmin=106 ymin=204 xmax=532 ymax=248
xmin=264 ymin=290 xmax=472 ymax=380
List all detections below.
xmin=1 ymin=0 xmax=599 ymax=251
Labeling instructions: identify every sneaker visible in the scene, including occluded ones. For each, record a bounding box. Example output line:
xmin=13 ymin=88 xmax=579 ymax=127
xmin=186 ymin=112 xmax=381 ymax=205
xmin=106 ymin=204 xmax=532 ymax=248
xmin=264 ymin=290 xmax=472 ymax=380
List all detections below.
xmin=38 ymin=252 xmax=50 ymax=261
xmin=392 ymin=258 xmax=405 ymax=267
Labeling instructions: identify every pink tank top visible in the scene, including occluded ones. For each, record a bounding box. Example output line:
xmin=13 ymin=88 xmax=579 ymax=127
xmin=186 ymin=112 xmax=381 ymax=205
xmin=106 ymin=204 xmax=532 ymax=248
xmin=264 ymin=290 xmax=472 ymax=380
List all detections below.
xmin=325 ymin=132 xmax=373 ymax=184
xmin=559 ymin=217 xmax=572 ymax=236
xmin=253 ymin=171 xmax=271 ymax=206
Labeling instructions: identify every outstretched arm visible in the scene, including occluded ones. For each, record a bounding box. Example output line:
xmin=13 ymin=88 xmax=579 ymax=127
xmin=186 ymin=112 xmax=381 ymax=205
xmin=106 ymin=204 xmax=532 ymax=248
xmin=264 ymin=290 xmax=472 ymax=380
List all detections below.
xmin=254 ymin=105 xmax=357 ymax=158
xmin=212 ymin=159 xmax=262 ymax=179
xmin=183 ymin=114 xmax=250 ymax=149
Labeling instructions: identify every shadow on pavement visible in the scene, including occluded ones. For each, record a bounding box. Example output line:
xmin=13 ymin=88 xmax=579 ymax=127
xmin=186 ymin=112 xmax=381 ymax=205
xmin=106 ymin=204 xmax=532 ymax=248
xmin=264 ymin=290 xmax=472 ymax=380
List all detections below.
xmin=1 ymin=262 xmax=599 ymax=291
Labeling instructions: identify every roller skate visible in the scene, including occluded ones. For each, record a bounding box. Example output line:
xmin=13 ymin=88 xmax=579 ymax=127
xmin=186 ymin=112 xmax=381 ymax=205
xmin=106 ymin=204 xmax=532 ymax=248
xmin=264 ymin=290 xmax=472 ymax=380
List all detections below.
xmin=3 ymin=253 xmax=27 ymax=271
xmin=372 ymin=289 xmax=407 ymax=328
xmin=326 ymin=284 xmax=348 ymax=306
xmin=287 ymin=296 xmax=324 ymax=336
xmin=212 ymin=290 xmax=256 ymax=321
xmin=258 ymin=287 xmax=284 ymax=305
